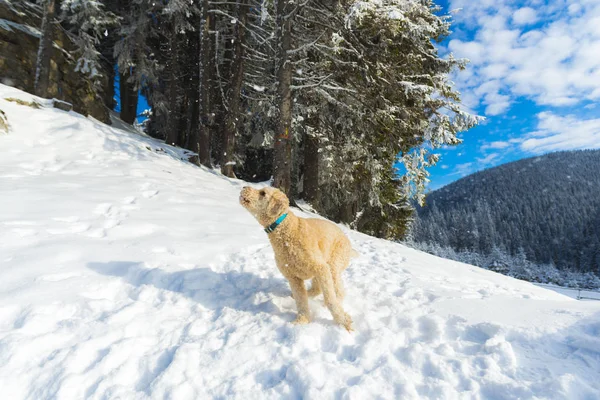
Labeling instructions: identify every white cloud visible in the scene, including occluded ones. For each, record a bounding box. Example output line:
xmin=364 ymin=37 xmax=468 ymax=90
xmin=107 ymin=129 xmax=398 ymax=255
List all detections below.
xmin=484 ymin=94 xmax=511 ymax=115
xmin=520 ymin=112 xmax=600 ymax=154
xmin=448 ymin=40 xmax=486 ymax=63
xmin=477 ymin=153 xmax=500 ymax=165
xmin=448 ymin=0 xmax=600 ymax=115
xmin=449 ymin=152 xmax=502 ymax=177
xmin=451 ymin=162 xmax=475 ymax=177
xmin=513 ymin=7 xmax=538 ymax=25
xmin=481 ymin=141 xmax=511 ymax=151
xmin=568 ymin=4 xmax=582 ymax=15
xmin=481 ymin=63 xmax=510 ymax=79
xmin=471 ymin=80 xmax=512 ymax=115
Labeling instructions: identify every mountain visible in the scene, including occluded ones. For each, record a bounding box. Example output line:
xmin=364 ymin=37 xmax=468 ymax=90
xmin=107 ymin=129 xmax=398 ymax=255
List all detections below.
xmin=413 ymin=149 xmax=600 ymax=275
xmin=1 ymin=84 xmax=600 ymax=399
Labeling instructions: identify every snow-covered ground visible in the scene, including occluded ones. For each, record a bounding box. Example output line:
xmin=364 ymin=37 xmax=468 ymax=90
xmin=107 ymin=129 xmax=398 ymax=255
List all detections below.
xmin=1 ymin=84 xmax=599 ymax=399
xmin=534 ymin=283 xmax=600 ymax=301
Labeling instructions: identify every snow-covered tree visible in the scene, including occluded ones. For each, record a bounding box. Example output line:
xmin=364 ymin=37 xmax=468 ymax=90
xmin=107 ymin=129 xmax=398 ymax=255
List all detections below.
xmin=293 ymin=0 xmax=480 ymax=237
xmin=59 ymin=0 xmax=118 ymax=82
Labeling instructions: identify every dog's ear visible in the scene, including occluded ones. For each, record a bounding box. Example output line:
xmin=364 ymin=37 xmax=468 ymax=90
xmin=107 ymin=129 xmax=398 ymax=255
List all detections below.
xmin=267 ymin=189 xmax=289 ymax=217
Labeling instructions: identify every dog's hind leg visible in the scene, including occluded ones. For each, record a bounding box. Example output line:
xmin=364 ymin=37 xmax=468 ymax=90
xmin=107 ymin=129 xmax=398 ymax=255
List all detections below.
xmin=329 ymin=248 xmax=350 ymax=301
xmin=307 ymin=278 xmax=321 ymax=298
xmin=288 ymin=277 xmax=311 ymax=324
xmin=316 ymin=267 xmax=353 ymax=331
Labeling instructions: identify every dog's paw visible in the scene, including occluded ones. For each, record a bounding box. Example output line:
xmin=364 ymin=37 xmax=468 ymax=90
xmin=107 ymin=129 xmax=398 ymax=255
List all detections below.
xmin=337 ymin=313 xmax=354 ymax=332
xmin=292 ymin=314 xmax=311 ymax=325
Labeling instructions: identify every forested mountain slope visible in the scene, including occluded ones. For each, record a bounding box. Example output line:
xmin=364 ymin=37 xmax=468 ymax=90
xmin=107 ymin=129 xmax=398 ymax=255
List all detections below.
xmin=413 ymin=150 xmax=600 ymax=274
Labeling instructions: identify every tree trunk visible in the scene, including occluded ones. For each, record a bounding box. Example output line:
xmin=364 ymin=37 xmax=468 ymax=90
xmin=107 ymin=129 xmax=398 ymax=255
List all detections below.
xmin=187 ymin=23 xmax=201 ymax=154
xmin=196 ymin=0 xmax=212 ymax=167
xmin=119 ymin=68 xmax=138 ymax=125
xmin=34 ymin=0 xmax=56 ymax=98
xmin=214 ymin=19 xmax=233 ymax=162
xmin=98 ymin=30 xmax=117 ymax=110
xmin=177 ymin=92 xmax=190 ymax=146
xmin=165 ymin=28 xmax=180 ymax=146
xmin=221 ymin=1 xmax=248 ymax=178
xmin=303 ymin=128 xmax=319 ymax=204
xmin=103 ymin=61 xmax=116 ymax=110
xmin=207 ymin=11 xmax=220 ymax=161
xmin=273 ymin=0 xmax=293 ymax=195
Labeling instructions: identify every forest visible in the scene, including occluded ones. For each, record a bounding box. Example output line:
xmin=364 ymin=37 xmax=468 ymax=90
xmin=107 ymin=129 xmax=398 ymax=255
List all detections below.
xmin=411 ymin=150 xmax=600 ymax=288
xmin=27 ymin=0 xmax=479 ymax=239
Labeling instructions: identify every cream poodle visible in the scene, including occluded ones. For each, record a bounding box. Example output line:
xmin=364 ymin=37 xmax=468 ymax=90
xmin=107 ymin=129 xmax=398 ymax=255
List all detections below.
xmin=240 ymin=186 xmax=357 ymax=331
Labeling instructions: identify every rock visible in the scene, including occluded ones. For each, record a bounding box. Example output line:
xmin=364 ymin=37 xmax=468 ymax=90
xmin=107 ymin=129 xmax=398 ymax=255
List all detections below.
xmin=0 ymin=1 xmax=110 ymax=124
xmin=52 ymin=98 xmax=72 ymax=112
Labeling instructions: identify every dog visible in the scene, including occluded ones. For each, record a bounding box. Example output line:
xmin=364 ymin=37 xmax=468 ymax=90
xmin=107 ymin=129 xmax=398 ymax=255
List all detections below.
xmin=239 ymin=186 xmax=357 ymax=331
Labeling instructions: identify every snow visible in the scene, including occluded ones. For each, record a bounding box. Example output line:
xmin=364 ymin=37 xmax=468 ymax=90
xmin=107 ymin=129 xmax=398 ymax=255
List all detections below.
xmin=0 ymin=17 xmax=42 ymax=37
xmin=1 ymin=83 xmax=599 ymax=399
xmin=535 ymin=283 xmax=600 ymax=301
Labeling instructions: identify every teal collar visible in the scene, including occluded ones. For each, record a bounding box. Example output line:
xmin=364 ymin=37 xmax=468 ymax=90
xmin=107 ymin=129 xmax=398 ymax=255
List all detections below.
xmin=264 ymin=213 xmax=288 ymax=234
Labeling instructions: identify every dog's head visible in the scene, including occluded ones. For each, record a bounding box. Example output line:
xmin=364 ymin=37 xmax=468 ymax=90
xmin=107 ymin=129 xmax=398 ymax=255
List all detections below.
xmin=239 ymin=186 xmax=289 ymax=226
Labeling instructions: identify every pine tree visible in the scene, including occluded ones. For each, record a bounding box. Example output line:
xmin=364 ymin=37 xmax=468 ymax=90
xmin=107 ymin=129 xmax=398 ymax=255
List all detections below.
xmin=60 ymin=0 xmax=118 ymax=82
xmin=287 ymin=0 xmax=480 ymax=236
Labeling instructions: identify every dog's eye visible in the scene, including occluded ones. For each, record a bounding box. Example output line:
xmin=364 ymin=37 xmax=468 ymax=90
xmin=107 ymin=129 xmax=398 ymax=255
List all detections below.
xmin=259 ymin=190 xmax=265 ymax=197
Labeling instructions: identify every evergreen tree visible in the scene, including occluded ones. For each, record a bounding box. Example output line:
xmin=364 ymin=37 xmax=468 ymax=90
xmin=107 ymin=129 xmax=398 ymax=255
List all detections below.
xmin=59 ymin=0 xmax=118 ymax=83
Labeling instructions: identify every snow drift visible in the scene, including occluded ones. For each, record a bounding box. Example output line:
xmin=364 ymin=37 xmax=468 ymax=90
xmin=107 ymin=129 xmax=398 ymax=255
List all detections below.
xmin=0 ymin=84 xmax=599 ymax=399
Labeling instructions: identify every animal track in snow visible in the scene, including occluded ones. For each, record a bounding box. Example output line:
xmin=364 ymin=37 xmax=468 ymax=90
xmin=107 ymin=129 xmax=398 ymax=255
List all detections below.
xmin=122 ymin=196 xmax=137 ymax=204
xmin=142 ymin=190 xmax=159 ymax=199
xmin=93 ymin=203 xmax=112 ymax=215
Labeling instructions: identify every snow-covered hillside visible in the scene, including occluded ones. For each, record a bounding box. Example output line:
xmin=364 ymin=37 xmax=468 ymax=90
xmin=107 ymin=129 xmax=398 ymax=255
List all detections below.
xmin=1 ymin=84 xmax=599 ymax=399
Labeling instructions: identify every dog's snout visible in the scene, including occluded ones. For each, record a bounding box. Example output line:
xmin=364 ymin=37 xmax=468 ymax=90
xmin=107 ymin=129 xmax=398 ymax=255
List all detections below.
xmin=239 ymin=187 xmax=252 ymax=206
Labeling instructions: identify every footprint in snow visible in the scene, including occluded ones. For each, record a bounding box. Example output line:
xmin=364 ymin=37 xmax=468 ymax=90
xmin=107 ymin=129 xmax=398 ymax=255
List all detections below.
xmin=93 ymin=203 xmax=112 ymax=215
xmin=142 ymin=190 xmax=159 ymax=199
xmin=122 ymin=196 xmax=137 ymax=204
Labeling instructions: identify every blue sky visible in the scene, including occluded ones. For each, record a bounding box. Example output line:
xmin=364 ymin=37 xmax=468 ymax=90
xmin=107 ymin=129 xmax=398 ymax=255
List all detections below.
xmin=427 ymin=0 xmax=600 ymax=189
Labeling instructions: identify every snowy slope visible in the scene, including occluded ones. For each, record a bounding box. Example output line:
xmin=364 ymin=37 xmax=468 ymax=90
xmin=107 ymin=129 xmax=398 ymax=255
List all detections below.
xmin=1 ymin=84 xmax=599 ymax=400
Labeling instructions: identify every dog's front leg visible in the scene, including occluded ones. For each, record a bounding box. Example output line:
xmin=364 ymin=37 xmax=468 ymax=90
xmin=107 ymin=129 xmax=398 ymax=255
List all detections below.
xmin=288 ymin=276 xmax=310 ymax=325
xmin=316 ymin=267 xmax=353 ymax=332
